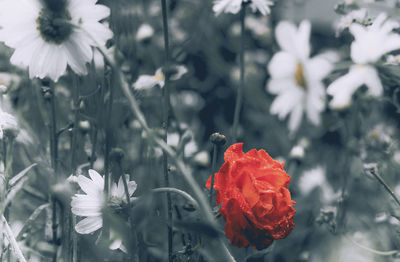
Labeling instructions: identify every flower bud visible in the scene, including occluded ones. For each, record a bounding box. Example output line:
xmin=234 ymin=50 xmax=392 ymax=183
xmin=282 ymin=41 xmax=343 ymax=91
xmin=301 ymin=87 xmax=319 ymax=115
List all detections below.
xmin=210 ymin=132 xmax=226 ymax=146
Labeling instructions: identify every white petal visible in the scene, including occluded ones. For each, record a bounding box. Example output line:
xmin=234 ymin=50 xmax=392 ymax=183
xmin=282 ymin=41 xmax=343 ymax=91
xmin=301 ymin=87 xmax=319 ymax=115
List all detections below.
xmin=63 ymin=32 xmax=92 ymax=75
xmin=71 ymin=195 xmax=103 ymax=217
xmin=297 ymin=20 xmax=311 ymax=59
xmin=275 ymin=21 xmax=298 ymax=55
xmin=75 ymin=216 xmax=103 ymax=234
xmin=213 ymin=0 xmax=242 ymax=15
xmin=267 ymin=78 xmax=297 ymax=95
xmin=363 ymin=66 xmax=383 ymax=97
xmin=250 ymin=0 xmax=273 ymax=15
xmin=270 ymin=87 xmax=303 ymax=120
xmin=306 ymin=82 xmax=325 ymax=125
xmin=327 ymin=65 xmax=370 ymax=109
xmin=305 ymin=54 xmax=334 ymax=81
xmin=288 ymin=103 xmax=304 ymax=133
xmin=77 ymin=175 xmax=103 ymax=196
xmin=109 ymin=238 xmax=123 ymax=250
xmin=133 ymin=75 xmax=162 ymax=90
xmin=268 ymin=51 xmax=297 ymax=79
xmin=275 ymin=20 xmax=311 ymax=60
xmin=88 ymin=169 xmax=105 ymax=189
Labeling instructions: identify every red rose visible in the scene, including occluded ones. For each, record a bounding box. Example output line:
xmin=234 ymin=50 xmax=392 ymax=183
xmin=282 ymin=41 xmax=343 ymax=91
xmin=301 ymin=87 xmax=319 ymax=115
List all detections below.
xmin=206 ymin=143 xmax=296 ymax=250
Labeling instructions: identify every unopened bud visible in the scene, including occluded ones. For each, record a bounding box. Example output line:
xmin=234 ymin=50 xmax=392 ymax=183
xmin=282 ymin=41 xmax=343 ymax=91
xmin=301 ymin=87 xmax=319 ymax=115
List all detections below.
xmin=210 ymin=132 xmax=226 ymax=146
xmin=110 ymin=148 xmax=125 ymax=163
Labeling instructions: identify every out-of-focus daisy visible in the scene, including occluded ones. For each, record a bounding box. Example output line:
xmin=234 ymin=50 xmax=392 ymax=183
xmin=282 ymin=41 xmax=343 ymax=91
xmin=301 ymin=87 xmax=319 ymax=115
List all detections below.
xmin=327 ymin=13 xmax=400 ymax=109
xmin=71 ymin=169 xmax=137 ymax=251
xmin=0 ymin=110 xmax=18 ymax=140
xmin=335 ymin=8 xmax=367 ymax=35
xmin=213 ymin=0 xmax=273 ymax=16
xmin=385 ymin=54 xmax=400 ymax=65
xmin=267 ymin=20 xmax=336 ymax=133
xmin=133 ymin=65 xmax=187 ymax=90
xmin=0 ymin=0 xmax=113 ymax=81
xmin=136 ymin=24 xmax=155 ymax=41
xmin=298 ymin=167 xmax=336 ymax=204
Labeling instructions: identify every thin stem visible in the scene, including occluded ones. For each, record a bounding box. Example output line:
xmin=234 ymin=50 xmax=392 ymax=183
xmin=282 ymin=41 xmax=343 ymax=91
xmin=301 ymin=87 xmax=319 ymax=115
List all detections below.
xmin=104 ymin=70 xmax=113 ymax=196
xmin=48 ymin=84 xmax=58 ymax=262
xmin=365 ymin=163 xmax=400 ymax=208
xmin=83 ymin=29 xmax=236 ymax=262
xmin=70 ymin=74 xmax=80 ymax=172
xmin=69 ymin=74 xmax=80 ymax=262
xmin=209 ymin=144 xmax=217 ymax=206
xmin=161 ymin=0 xmax=173 ymax=260
xmin=232 ymin=4 xmax=246 ymax=143
xmin=89 ymin=126 xmax=98 ymax=169
xmin=2 ymin=215 xmax=27 ymax=262
xmin=120 ymin=170 xmax=138 ymax=262
xmin=152 ymin=188 xmax=199 ymax=208
xmin=344 ymin=234 xmax=399 ymax=256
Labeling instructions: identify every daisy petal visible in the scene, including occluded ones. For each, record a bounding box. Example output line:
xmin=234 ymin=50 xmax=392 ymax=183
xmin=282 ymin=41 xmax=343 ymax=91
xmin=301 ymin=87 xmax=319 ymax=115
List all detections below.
xmin=75 ymin=216 xmax=103 ymax=234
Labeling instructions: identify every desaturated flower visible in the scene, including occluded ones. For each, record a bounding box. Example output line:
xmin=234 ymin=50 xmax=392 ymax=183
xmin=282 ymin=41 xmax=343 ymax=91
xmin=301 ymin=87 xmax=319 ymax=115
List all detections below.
xmin=267 ymin=20 xmax=336 ymax=133
xmin=213 ymin=0 xmax=273 ymax=16
xmin=71 ymin=169 xmax=137 ymax=251
xmin=133 ymin=65 xmax=187 ymax=90
xmin=327 ymin=13 xmax=400 ymax=109
xmin=385 ymin=54 xmax=400 ymax=65
xmin=298 ymin=167 xmax=336 ymax=204
xmin=0 ymin=0 xmax=113 ymax=81
xmin=0 ymin=72 xmax=21 ymax=88
xmin=136 ymin=24 xmax=155 ymax=41
xmin=0 ymin=110 xmax=18 ymax=139
xmin=335 ymin=8 xmax=367 ymax=34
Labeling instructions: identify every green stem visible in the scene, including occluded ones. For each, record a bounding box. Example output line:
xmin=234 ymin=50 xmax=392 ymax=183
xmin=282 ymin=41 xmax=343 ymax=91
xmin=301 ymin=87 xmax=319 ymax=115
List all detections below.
xmin=48 ymin=84 xmax=58 ymax=262
xmin=121 ymin=172 xmax=139 ymax=262
xmin=152 ymin=187 xmax=199 ymax=208
xmin=2 ymin=215 xmax=27 ymax=262
xmin=365 ymin=164 xmax=400 ymax=208
xmin=69 ymin=74 xmax=80 ymax=262
xmin=104 ymin=70 xmax=113 ymax=196
xmin=161 ymin=0 xmax=173 ymax=260
xmin=209 ymin=144 xmax=217 ymax=206
xmin=70 ymin=74 xmax=80 ymax=173
xmin=232 ymin=4 xmax=246 ymax=143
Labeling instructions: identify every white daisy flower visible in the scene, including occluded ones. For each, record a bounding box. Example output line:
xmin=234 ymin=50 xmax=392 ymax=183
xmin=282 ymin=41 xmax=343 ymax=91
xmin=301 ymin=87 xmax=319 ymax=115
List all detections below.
xmin=0 ymin=110 xmax=18 ymax=140
xmin=298 ymin=167 xmax=336 ymax=204
xmin=385 ymin=54 xmax=400 ymax=65
xmin=0 ymin=0 xmax=113 ymax=82
xmin=213 ymin=0 xmax=273 ymax=16
xmin=133 ymin=65 xmax=188 ymax=90
xmin=335 ymin=8 xmax=367 ymax=34
xmin=136 ymin=24 xmax=155 ymax=41
xmin=327 ymin=13 xmax=400 ymax=109
xmin=267 ymin=20 xmax=336 ymax=133
xmin=71 ymin=169 xmax=137 ymax=250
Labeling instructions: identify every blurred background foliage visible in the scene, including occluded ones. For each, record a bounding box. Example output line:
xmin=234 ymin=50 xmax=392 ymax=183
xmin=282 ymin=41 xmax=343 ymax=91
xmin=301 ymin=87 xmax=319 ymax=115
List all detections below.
xmin=1 ymin=0 xmax=400 ymax=261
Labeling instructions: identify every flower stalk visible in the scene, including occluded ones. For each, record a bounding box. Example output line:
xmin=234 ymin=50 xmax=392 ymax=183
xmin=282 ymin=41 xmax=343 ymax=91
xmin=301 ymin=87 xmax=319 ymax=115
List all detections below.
xmin=161 ymin=0 xmax=173 ymax=260
xmin=69 ymin=74 xmax=80 ymax=262
xmin=232 ymin=3 xmax=246 ymax=143
xmin=2 ymin=215 xmax=27 ymax=262
xmin=47 ymin=83 xmax=59 ymax=262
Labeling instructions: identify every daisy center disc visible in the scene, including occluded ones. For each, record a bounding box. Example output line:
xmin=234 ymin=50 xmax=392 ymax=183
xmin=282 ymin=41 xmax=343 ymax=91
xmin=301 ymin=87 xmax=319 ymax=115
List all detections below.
xmin=36 ymin=8 xmax=73 ymax=45
xmin=294 ymin=62 xmax=307 ymax=90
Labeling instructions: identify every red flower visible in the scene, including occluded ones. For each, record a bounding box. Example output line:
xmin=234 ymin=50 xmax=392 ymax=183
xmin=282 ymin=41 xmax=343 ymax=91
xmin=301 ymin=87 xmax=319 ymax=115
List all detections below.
xmin=206 ymin=143 xmax=296 ymax=250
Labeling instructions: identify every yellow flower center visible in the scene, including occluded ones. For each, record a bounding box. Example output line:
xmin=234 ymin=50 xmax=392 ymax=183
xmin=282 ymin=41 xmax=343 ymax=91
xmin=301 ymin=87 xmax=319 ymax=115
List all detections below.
xmin=294 ymin=62 xmax=307 ymax=90
xmin=153 ymin=73 xmax=165 ymax=81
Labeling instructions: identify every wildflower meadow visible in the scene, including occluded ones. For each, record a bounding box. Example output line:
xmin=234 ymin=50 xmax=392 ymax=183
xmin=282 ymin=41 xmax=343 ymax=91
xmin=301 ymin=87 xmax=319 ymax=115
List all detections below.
xmin=0 ymin=0 xmax=400 ymax=261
